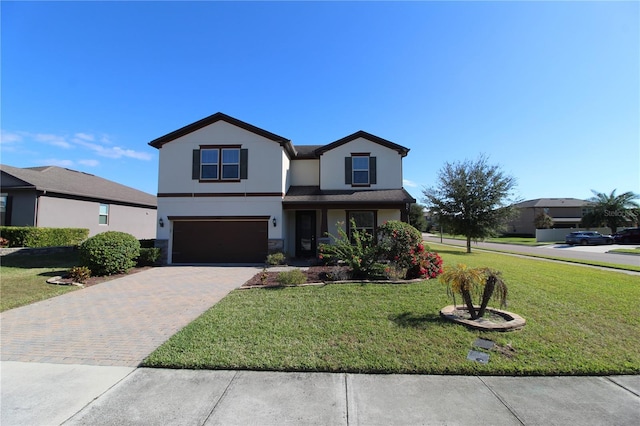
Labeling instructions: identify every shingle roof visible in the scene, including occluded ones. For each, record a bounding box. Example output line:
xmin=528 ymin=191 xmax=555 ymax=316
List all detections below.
xmin=515 ymin=198 xmax=589 ymax=208
xmin=283 ymin=186 xmax=416 ymax=205
xmin=0 ymin=165 xmax=157 ymax=208
xmin=314 ymin=131 xmax=410 ymax=157
xmin=148 ymin=112 xmax=296 ymax=158
xmin=293 ymin=145 xmax=323 ymax=159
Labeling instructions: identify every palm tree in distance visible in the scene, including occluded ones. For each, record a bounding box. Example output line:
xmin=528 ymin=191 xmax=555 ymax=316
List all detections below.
xmin=582 ymin=189 xmax=639 ymax=234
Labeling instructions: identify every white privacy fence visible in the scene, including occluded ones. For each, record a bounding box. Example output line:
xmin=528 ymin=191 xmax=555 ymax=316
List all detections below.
xmin=535 ymin=228 xmax=612 ymax=243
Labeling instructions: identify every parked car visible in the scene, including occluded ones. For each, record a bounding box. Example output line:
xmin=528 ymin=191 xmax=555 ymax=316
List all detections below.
xmin=612 ymin=228 xmax=640 ymax=244
xmin=565 ymin=231 xmax=613 ymax=246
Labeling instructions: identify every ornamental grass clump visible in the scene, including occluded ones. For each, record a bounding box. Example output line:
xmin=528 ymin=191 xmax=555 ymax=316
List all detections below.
xmin=276 ymin=269 xmax=307 ymax=286
xmin=439 ymin=263 xmax=508 ymax=319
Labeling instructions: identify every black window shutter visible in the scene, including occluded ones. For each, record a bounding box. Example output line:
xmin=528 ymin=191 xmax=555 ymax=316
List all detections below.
xmin=192 ymin=149 xmax=200 ymax=180
xmin=345 ymin=157 xmax=352 ymax=184
xmin=240 ymin=149 xmax=248 ymax=179
xmin=370 ymin=157 xmax=377 ymax=184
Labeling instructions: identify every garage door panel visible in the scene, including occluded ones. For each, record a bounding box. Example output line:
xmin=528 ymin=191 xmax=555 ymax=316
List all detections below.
xmin=172 ymin=220 xmax=268 ymax=263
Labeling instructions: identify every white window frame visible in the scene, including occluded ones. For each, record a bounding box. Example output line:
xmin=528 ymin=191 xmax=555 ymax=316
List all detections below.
xmin=99 ymin=203 xmax=109 ymax=225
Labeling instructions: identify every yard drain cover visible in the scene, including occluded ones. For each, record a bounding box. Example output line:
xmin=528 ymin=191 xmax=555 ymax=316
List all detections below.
xmin=467 ymin=350 xmax=490 ymax=364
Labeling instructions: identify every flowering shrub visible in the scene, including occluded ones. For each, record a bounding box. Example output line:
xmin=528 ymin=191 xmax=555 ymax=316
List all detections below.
xmin=405 ymin=250 xmax=443 ymax=279
xmin=377 ymin=221 xmax=423 ymax=270
xmin=377 ymin=220 xmax=442 ymax=280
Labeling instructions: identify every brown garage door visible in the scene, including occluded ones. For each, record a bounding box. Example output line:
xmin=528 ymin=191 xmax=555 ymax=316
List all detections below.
xmin=172 ymin=218 xmax=268 ymax=263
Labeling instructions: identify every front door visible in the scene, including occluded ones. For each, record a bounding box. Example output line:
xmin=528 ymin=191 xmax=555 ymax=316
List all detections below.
xmin=295 ymin=211 xmax=316 ymax=258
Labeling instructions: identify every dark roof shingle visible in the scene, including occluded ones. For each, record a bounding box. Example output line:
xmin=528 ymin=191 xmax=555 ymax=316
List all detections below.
xmin=0 ymin=165 xmax=157 ymax=208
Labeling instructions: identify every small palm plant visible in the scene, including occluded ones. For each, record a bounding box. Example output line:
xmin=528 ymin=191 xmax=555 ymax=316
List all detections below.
xmin=439 ymin=264 xmax=508 ymax=320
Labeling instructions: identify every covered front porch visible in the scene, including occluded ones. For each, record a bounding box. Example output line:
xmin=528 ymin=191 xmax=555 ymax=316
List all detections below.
xmin=282 ymin=186 xmax=415 ymax=259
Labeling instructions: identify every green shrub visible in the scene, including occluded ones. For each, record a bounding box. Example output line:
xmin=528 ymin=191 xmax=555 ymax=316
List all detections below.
xmin=79 ymin=231 xmax=140 ymax=276
xmin=377 ymin=220 xmax=423 ymax=269
xmin=266 ymin=252 xmax=286 ymax=266
xmin=68 ymin=266 xmax=91 ymax=283
xmin=276 ymin=269 xmax=307 ymax=286
xmin=319 ymin=219 xmax=380 ymax=279
xmin=0 ymin=226 xmax=89 ymax=248
xmin=138 ymin=239 xmax=156 ymax=249
xmin=137 ymin=247 xmax=161 ymax=266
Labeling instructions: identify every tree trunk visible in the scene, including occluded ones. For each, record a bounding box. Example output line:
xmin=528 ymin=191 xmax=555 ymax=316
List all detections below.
xmin=466 ymin=236 xmax=471 ymax=253
xmin=461 ymin=289 xmax=478 ymax=319
xmin=478 ymin=275 xmax=495 ymax=318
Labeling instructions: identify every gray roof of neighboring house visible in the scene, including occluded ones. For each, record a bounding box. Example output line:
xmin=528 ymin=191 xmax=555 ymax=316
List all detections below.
xmin=515 ymin=198 xmax=589 ymax=208
xmin=0 ymin=165 xmax=157 ymax=208
xmin=283 ymin=186 xmax=416 ymax=205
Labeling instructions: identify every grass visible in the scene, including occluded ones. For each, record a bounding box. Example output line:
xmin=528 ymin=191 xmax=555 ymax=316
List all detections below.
xmin=436 ymin=234 xmax=550 ymax=246
xmin=608 ymin=247 xmax=640 ymax=255
xmin=144 ymin=247 xmax=640 ymax=375
xmin=428 ymin=240 xmax=640 ymax=273
xmin=1 ymin=251 xmax=80 ymax=312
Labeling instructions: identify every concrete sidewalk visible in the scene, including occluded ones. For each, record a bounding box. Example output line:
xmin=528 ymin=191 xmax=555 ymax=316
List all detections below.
xmin=2 ymin=362 xmax=639 ymax=425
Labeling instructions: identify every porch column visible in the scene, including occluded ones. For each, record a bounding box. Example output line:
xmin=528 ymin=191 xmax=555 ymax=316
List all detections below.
xmin=321 ymin=208 xmax=328 ymax=237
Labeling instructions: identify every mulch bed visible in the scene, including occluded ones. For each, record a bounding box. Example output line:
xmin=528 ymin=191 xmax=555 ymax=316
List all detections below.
xmin=242 ymin=266 xmax=350 ymax=287
xmin=48 ymin=266 xmax=153 ymax=288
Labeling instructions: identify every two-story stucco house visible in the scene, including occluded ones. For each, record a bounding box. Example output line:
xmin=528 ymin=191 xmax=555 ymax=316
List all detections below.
xmin=149 ymin=112 xmax=415 ymax=264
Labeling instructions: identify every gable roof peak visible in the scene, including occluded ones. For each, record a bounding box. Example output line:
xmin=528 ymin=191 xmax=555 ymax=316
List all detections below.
xmin=314 ymin=130 xmax=409 ymax=157
xmin=148 ymin=112 xmax=295 ymax=156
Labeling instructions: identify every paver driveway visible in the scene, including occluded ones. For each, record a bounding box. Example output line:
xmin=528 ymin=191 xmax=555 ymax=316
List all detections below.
xmin=0 ymin=266 xmax=260 ymax=367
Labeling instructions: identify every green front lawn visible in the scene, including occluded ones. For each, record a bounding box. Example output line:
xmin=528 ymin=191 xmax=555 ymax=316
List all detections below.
xmin=1 ymin=251 xmax=80 ymax=312
xmin=144 ymin=247 xmax=640 ymax=375
xmin=609 ymin=247 xmax=640 ymax=255
xmin=436 ymin=234 xmax=549 ymax=246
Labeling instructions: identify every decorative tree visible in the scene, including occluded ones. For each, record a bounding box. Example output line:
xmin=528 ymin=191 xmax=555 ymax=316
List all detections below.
xmin=534 ymin=211 xmax=554 ymax=229
xmin=423 ymin=154 xmax=518 ymax=253
xmin=439 ymin=264 xmax=508 ymax=320
xmin=582 ymin=189 xmax=639 ymax=234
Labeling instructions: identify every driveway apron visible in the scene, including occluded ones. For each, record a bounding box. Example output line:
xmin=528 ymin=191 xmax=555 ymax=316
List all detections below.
xmin=0 ymin=266 xmax=259 ymax=367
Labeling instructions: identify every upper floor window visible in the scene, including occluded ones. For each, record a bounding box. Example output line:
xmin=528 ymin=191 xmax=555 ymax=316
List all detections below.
xmin=193 ymin=146 xmax=247 ymax=181
xmin=345 ymin=154 xmax=376 ymax=187
xmin=99 ymin=203 xmax=109 ymax=225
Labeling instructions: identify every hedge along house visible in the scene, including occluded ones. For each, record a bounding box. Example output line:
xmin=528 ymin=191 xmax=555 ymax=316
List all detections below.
xmin=149 ymin=112 xmax=415 ymax=265
xmin=0 ymin=164 xmax=157 ymax=239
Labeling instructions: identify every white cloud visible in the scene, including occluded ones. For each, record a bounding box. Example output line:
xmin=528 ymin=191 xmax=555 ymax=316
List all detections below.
xmin=78 ymin=159 xmax=100 ymax=167
xmin=1 ymin=129 xmax=153 ymax=162
xmin=403 ymin=179 xmax=419 ymax=188
xmin=42 ymin=158 xmax=74 ymax=167
xmin=34 ymin=133 xmax=73 ymax=149
xmin=73 ymin=138 xmax=153 ymax=160
xmin=0 ymin=130 xmax=23 ymax=144
xmin=74 ymin=133 xmax=95 ymax=142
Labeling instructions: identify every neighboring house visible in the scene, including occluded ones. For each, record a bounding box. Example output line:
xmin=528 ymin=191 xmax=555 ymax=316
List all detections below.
xmin=507 ymin=198 xmax=590 ymax=236
xmin=149 ymin=112 xmax=415 ymax=264
xmin=0 ymin=165 xmax=157 ymax=239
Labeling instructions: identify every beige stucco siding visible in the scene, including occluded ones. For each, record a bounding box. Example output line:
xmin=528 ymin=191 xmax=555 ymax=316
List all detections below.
xmin=319 ymin=138 xmax=403 ymax=190
xmin=157 ymin=121 xmax=285 ymax=194
xmin=156 ymin=196 xmax=283 ymax=242
xmin=290 ymin=159 xmax=320 ymax=187
xmin=36 ymin=196 xmax=156 ymax=239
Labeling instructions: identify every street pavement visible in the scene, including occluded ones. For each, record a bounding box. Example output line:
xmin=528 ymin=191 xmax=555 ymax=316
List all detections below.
xmin=2 ymin=264 xmax=639 ymax=425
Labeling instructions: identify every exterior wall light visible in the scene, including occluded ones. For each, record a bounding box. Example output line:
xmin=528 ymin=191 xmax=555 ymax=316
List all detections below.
xmin=159 ymin=218 xmax=164 ymax=227
xmin=272 ymin=217 xmax=277 ymax=227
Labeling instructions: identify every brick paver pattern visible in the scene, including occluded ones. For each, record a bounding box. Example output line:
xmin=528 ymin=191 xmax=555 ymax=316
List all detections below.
xmin=0 ymin=266 xmax=259 ymax=367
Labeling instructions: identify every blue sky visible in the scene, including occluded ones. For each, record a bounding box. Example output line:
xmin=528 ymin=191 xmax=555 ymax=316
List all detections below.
xmin=2 ymin=1 xmax=638 ymax=203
